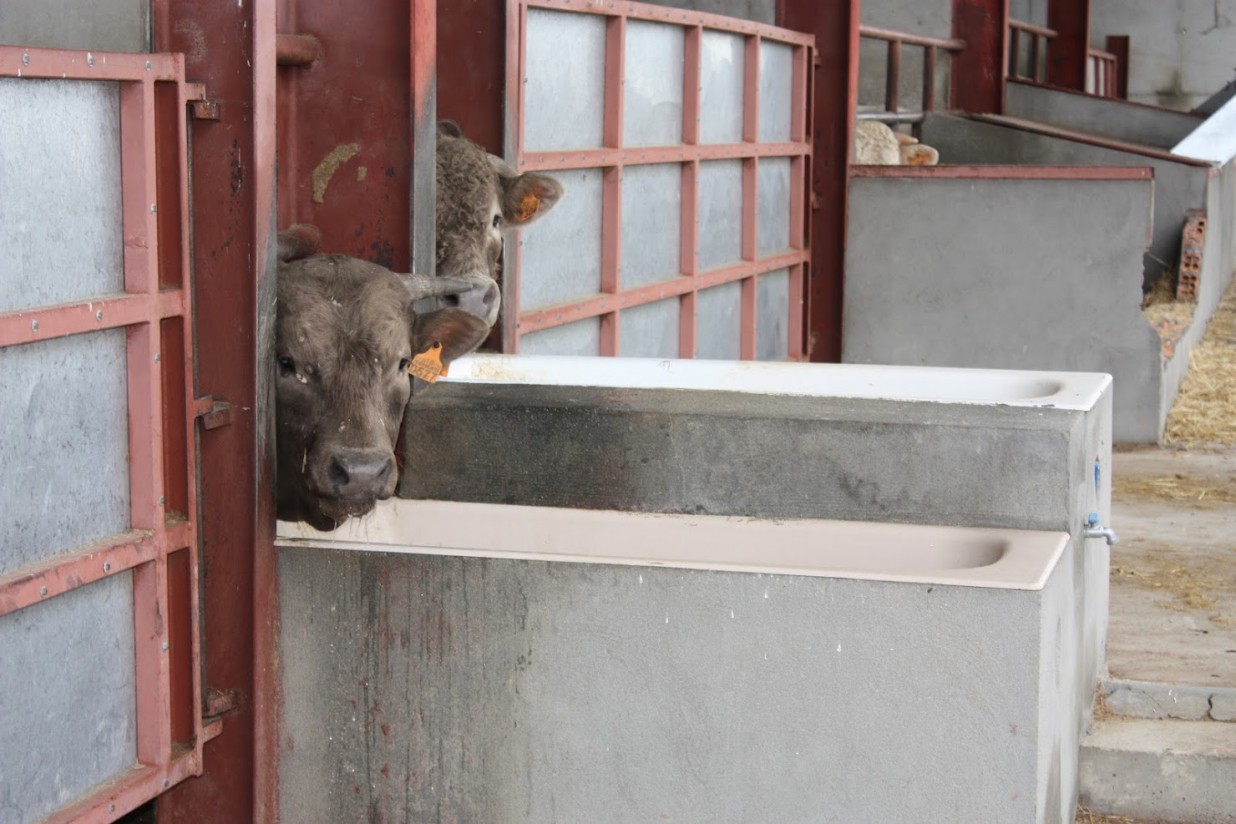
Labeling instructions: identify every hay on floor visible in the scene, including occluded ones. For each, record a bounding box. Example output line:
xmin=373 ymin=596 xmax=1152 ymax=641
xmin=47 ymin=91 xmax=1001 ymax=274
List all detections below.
xmin=1164 ymin=275 xmax=1236 ymax=446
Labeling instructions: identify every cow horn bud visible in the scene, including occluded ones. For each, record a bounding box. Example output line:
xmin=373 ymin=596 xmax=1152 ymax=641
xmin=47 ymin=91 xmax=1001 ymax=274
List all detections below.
xmin=400 ymin=273 xmax=475 ymax=301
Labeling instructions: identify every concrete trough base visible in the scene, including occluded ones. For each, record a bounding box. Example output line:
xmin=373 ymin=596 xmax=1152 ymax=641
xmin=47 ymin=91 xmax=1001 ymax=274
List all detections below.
xmin=276 ymin=504 xmax=1076 ymax=823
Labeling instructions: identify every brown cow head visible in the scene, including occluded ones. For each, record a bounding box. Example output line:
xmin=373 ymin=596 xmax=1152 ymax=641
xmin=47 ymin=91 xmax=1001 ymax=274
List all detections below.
xmin=275 ymin=230 xmax=489 ymax=530
xmin=434 ymin=121 xmax=563 ymax=325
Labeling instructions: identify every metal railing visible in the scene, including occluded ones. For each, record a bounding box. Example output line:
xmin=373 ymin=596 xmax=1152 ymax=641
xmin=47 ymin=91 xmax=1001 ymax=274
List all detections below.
xmin=1087 ymin=47 xmax=1119 ymax=97
xmin=1008 ymin=19 xmax=1056 ymax=83
xmin=859 ymin=25 xmax=966 ymax=122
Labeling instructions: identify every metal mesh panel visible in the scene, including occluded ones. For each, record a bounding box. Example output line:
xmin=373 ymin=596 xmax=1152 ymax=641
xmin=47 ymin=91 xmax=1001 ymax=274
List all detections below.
xmin=696 ymin=281 xmax=742 ymax=359
xmin=524 ymin=9 xmax=606 ymax=150
xmin=520 ymin=317 xmax=601 ymax=355
xmin=0 ymin=572 xmax=138 ymax=823
xmin=0 ymin=78 xmax=124 ymax=313
xmin=620 ymin=163 xmax=681 ymax=288
xmin=757 ymin=268 xmax=790 ymax=361
xmin=757 ymin=158 xmax=792 ymax=258
xmin=519 ymin=168 xmax=603 ymax=310
xmin=0 ymin=329 xmax=130 ymax=575
xmin=697 ymin=160 xmax=743 ymax=271
xmin=619 ymin=298 xmax=679 ymax=358
xmin=699 ymin=31 xmax=745 ymax=144
xmin=623 ymin=21 xmax=684 ymax=148
xmin=758 ymin=40 xmax=793 ymax=142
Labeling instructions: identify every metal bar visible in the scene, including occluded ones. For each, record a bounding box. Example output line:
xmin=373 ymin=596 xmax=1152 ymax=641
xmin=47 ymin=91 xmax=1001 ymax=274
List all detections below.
xmin=1047 ymin=0 xmax=1089 ymax=90
xmin=743 ymin=35 xmax=760 ymax=142
xmin=680 ymin=26 xmax=701 ymax=359
xmin=518 ymin=141 xmax=811 ymax=171
xmin=0 ymin=531 xmax=156 ymax=617
xmin=1009 ymin=19 xmax=1058 ymax=38
xmin=526 ymin=0 xmax=813 ymax=45
xmin=780 ymin=0 xmax=854 ymax=362
xmin=740 ymin=158 xmax=757 ymax=359
xmin=858 ymin=24 xmax=965 ymax=51
xmin=41 ymin=751 xmax=203 ymax=824
xmin=599 ymin=14 xmax=626 ymax=356
xmin=787 ymin=261 xmax=805 ymax=361
xmin=0 ymin=293 xmax=160 ymax=348
xmin=517 ymin=251 xmax=807 ymax=334
xmin=951 ymin=0 xmax=1007 ymax=114
xmin=275 ymin=33 xmax=322 ymax=66
xmin=850 ymin=163 xmax=1154 ymax=180
xmin=972 ymin=112 xmax=1212 ymax=164
xmin=1029 ymin=32 xmax=1040 ymax=80
xmin=923 ymin=44 xmax=937 ymax=110
xmin=409 ymin=0 xmax=437 ymax=281
xmin=855 ymin=110 xmax=926 ymax=124
xmin=503 ymin=0 xmax=528 ymax=352
xmin=1106 ymin=35 xmax=1130 ymax=99
xmin=790 ymin=44 xmax=808 ymax=142
xmin=1008 ymin=27 xmax=1020 ymax=77
xmin=0 ymin=45 xmax=180 ymax=80
xmin=884 ymin=40 xmax=901 ymax=112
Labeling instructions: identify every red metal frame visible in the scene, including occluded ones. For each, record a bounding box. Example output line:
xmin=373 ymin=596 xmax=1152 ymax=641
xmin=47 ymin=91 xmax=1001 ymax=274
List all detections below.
xmin=1046 ymin=0 xmax=1089 ymax=91
xmin=0 ymin=45 xmax=207 ymax=823
xmin=858 ymin=25 xmax=966 ymax=116
xmin=1008 ymin=19 xmax=1057 ymax=83
xmin=951 ymin=0 xmax=1007 ymax=114
xmin=505 ymin=0 xmax=813 ymax=360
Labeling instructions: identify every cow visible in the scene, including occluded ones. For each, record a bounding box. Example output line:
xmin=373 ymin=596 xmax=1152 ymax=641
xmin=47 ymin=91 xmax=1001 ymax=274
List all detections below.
xmin=852 ymin=120 xmax=940 ymax=166
xmin=276 ymin=125 xmax=563 ymax=530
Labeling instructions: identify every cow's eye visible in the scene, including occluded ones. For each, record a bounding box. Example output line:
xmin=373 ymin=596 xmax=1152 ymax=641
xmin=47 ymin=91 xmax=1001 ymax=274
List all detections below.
xmin=398 ymin=357 xmax=411 ymax=373
xmin=491 ymin=214 xmax=501 ymax=229
xmin=277 ymin=355 xmax=295 ymax=376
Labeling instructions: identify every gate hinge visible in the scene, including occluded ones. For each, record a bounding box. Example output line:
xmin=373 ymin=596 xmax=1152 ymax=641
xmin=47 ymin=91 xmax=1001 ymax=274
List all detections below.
xmin=202 ymin=687 xmax=241 ymax=743
xmin=186 ymin=82 xmax=221 ymax=121
xmin=194 ymin=395 xmax=235 ymax=430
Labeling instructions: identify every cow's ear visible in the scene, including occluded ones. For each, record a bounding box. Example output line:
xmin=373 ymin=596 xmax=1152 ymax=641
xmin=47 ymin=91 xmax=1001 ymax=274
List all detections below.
xmin=438 ymin=120 xmax=464 ymax=139
xmin=500 ymin=171 xmax=563 ymax=227
xmin=410 ymin=308 xmax=491 ymax=364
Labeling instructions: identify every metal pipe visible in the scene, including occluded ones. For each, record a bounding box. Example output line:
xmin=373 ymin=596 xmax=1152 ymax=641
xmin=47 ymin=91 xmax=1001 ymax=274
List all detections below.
xmin=275 ymin=33 xmax=323 ymax=66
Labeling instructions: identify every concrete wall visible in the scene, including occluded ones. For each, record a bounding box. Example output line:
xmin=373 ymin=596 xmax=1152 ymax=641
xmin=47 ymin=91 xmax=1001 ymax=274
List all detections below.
xmin=279 ymin=545 xmax=1076 ymax=823
xmin=1006 ymin=81 xmax=1204 ymax=150
xmin=1091 ymin=0 xmax=1236 ymax=110
xmin=0 ymin=0 xmax=149 ymax=52
xmin=921 ymin=113 xmax=1209 ymax=290
xmin=842 ymin=166 xmax=1161 ymax=443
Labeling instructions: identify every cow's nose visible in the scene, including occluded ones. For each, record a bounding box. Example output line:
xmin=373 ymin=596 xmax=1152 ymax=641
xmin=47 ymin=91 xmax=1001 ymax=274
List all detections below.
xmin=453 ymin=278 xmax=501 ymax=326
xmin=326 ymin=448 xmax=394 ymax=498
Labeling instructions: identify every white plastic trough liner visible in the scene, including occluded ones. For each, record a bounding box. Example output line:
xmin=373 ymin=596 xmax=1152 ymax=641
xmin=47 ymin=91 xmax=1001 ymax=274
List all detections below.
xmin=276 ymin=500 xmax=1069 ymax=591
xmin=1172 ymin=93 xmax=1236 ymax=164
xmin=440 ymin=353 xmax=1110 ymax=410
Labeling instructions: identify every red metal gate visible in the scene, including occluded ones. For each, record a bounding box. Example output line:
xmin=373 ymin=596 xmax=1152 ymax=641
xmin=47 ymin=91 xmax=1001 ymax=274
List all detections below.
xmin=503 ymin=0 xmax=813 ymax=360
xmin=0 ymin=46 xmax=209 ymax=823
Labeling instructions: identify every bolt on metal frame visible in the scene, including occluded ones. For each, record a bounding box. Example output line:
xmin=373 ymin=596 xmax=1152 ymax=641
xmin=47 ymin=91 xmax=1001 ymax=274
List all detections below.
xmin=0 ymin=46 xmax=210 ymax=824
xmin=504 ymin=0 xmax=813 ymax=360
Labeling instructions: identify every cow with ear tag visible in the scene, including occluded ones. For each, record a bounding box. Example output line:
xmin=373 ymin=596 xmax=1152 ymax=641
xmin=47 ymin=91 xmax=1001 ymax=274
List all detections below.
xmin=274 ymin=226 xmax=491 ymax=531
xmin=434 ymin=120 xmax=563 ymax=325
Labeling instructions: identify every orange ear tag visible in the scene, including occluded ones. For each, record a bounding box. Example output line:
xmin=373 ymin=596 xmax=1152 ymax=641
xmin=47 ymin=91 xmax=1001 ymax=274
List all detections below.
xmin=516 ymin=192 xmax=540 ymax=222
xmin=408 ymin=341 xmax=448 ymax=383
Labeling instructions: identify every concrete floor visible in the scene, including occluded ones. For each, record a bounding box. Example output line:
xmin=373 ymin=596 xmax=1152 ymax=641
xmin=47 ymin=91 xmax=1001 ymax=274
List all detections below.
xmin=1107 ymin=446 xmax=1236 ymax=689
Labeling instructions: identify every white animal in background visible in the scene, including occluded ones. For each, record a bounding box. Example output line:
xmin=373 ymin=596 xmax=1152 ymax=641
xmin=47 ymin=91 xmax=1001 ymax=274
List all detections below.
xmin=852 ymin=120 xmax=940 ymax=166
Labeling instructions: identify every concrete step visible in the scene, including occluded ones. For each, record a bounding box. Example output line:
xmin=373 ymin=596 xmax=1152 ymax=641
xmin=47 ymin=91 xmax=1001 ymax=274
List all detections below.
xmin=1102 ymin=678 xmax=1236 ymax=722
xmin=1078 ymin=717 xmax=1236 ymax=823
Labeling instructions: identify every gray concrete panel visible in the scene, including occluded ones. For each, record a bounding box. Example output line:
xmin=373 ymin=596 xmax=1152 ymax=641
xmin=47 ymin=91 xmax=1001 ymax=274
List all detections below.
xmin=0 ymin=0 xmax=148 ymax=52
xmin=842 ymin=168 xmax=1159 ymax=442
xmin=400 ymin=384 xmax=1080 ymax=531
xmin=279 ymin=547 xmax=1074 ymax=823
xmin=921 ymin=113 xmax=1206 ymax=290
xmin=1006 ymin=81 xmax=1204 ymax=150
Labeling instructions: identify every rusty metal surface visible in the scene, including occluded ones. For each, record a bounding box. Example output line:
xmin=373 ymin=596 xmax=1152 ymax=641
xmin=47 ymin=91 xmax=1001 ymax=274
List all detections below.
xmin=151 ymin=0 xmax=272 ymax=819
xmin=1046 ymin=0 xmax=1088 ymax=91
xmin=779 ymin=0 xmax=856 ymax=362
xmin=951 ymin=0 xmax=1007 ymax=114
